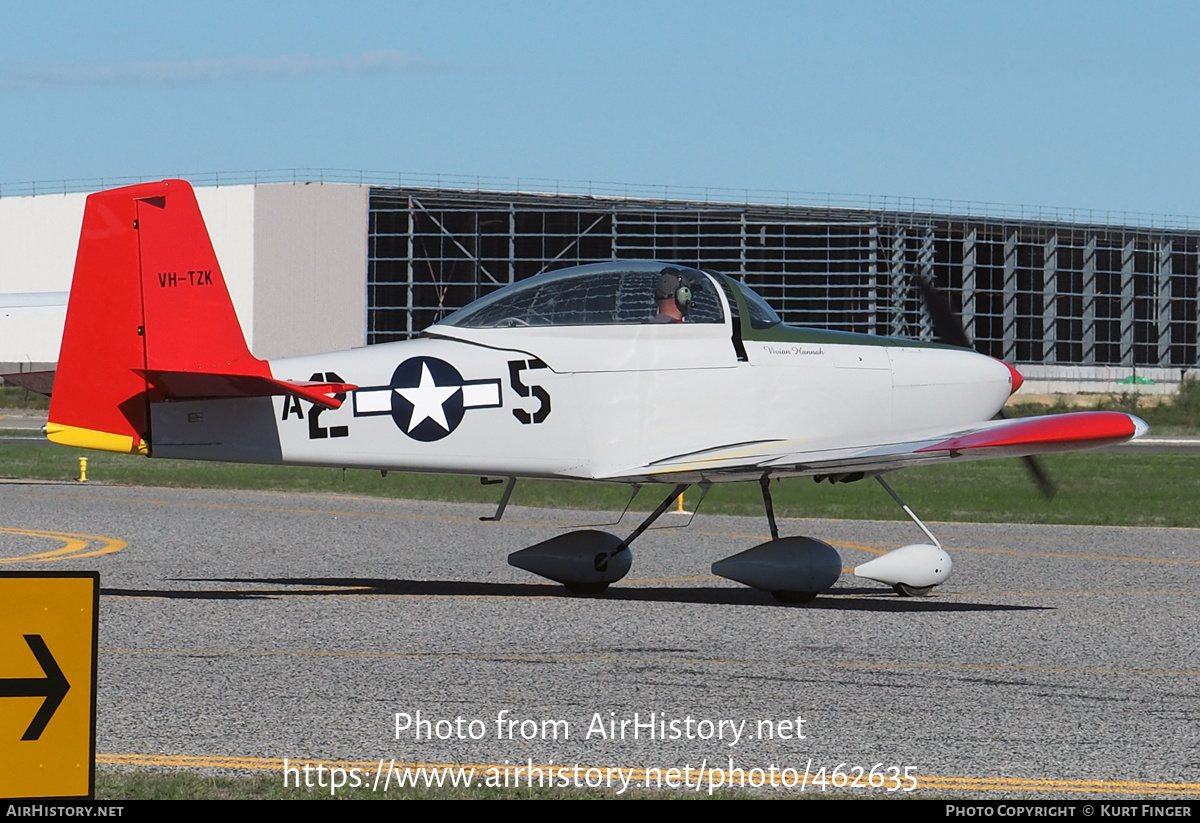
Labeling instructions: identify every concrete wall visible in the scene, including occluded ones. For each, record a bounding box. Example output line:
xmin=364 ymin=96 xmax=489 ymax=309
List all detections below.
xmin=251 ymin=183 xmax=368 ymax=359
xmin=0 ymin=182 xmax=369 ymax=367
xmin=0 ymin=191 xmax=87 ymax=294
xmin=0 ymin=293 xmax=66 ymax=369
xmin=1018 ymin=365 xmax=1190 ymax=397
xmin=0 ymin=192 xmax=87 ymax=365
xmin=195 ymin=186 xmax=257 ymax=353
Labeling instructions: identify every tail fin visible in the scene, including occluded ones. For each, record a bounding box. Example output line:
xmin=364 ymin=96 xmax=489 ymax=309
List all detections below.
xmin=47 ymin=179 xmax=351 ymax=455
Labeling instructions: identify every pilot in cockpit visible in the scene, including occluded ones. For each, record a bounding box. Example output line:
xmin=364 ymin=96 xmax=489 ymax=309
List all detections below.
xmin=651 ymin=268 xmax=698 ymax=324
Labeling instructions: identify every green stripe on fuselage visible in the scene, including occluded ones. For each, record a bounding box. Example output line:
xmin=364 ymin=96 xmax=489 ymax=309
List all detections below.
xmin=743 ymin=322 xmax=965 ymax=350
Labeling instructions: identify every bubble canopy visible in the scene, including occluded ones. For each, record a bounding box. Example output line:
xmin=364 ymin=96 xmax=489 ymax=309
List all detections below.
xmin=437 ymin=261 xmax=729 ymax=328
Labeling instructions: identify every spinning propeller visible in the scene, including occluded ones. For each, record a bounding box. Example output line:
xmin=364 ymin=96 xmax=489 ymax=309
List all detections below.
xmin=913 ymin=276 xmax=1057 ymax=499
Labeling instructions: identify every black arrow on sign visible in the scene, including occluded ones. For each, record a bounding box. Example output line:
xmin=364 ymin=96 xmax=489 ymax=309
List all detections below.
xmin=0 ymin=634 xmax=71 ymax=740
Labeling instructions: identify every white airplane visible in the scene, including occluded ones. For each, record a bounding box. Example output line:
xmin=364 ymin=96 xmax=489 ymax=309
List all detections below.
xmin=43 ymin=180 xmax=1148 ymax=600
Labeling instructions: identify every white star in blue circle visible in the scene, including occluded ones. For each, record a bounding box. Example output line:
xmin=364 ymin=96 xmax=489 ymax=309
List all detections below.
xmin=388 ymin=357 xmax=466 ymax=441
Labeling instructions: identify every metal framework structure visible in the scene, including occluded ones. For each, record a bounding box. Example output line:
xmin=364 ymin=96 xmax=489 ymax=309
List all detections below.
xmin=367 ymin=187 xmax=1200 ymax=368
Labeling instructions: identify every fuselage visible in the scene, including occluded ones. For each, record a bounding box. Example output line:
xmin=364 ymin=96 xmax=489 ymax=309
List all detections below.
xmin=148 ymin=264 xmax=1014 ymax=482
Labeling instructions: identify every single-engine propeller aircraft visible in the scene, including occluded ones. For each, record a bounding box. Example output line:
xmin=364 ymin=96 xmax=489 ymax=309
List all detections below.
xmin=42 ymin=180 xmax=1148 ymax=600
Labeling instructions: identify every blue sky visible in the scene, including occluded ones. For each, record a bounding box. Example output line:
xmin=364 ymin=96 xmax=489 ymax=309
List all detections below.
xmin=3 ymin=1 xmax=1199 ymax=216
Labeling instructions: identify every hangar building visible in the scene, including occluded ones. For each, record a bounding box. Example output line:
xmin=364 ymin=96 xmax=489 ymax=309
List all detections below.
xmin=3 ymin=172 xmax=1197 ymax=393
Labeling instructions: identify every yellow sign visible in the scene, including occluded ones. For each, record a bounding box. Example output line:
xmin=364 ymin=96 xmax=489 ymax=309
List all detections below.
xmin=0 ymin=572 xmax=98 ymax=799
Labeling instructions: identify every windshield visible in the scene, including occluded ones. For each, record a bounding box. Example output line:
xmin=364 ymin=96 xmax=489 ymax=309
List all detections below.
xmin=438 ymin=261 xmax=725 ymax=328
xmin=733 ymin=281 xmax=783 ymax=330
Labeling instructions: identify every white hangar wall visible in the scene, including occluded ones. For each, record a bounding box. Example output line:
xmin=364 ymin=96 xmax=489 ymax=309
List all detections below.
xmin=0 ymin=190 xmax=87 ymax=294
xmin=195 ymin=186 xmax=257 ymax=355
xmin=0 ymin=191 xmax=87 ymax=368
xmin=0 ymin=182 xmax=368 ymax=371
xmin=251 ymin=183 xmax=368 ymax=360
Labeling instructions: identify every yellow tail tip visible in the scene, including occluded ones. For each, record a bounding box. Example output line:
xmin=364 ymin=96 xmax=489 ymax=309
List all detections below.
xmin=46 ymin=422 xmax=148 ymax=455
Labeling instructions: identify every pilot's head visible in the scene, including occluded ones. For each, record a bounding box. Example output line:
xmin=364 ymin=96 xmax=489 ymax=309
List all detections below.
xmin=655 ymin=268 xmax=695 ymax=318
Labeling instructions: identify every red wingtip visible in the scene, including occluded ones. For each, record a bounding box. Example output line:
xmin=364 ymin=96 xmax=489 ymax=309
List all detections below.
xmin=917 ymin=411 xmax=1137 ymax=454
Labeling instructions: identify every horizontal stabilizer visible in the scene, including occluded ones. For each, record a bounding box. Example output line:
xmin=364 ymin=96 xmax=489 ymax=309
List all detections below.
xmin=138 ymin=370 xmax=357 ymax=410
xmin=0 ymin=370 xmax=55 ymax=397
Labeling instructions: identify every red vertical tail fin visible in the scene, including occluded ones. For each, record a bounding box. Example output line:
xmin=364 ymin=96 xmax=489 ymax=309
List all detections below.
xmin=47 ymin=179 xmax=262 ymax=454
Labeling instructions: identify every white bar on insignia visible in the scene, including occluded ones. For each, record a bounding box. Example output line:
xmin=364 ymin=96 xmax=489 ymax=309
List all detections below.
xmin=355 ymin=388 xmax=394 ymax=414
xmin=461 ymin=382 xmax=500 ymax=409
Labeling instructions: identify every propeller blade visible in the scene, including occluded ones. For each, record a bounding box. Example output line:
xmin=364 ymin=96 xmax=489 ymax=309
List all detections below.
xmin=993 ymin=407 xmax=1057 ymax=499
xmin=914 ymin=276 xmax=972 ymax=349
xmin=1022 ymin=455 xmax=1058 ymax=500
xmin=916 ymin=275 xmax=1057 ymax=500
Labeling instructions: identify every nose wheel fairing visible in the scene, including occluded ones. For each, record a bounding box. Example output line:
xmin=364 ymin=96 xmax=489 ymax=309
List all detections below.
xmin=853 ymin=544 xmax=952 ymax=594
xmin=850 ymin=476 xmax=952 ymax=597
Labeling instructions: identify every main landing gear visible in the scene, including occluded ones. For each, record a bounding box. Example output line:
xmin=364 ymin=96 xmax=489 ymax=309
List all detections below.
xmin=502 ymin=474 xmax=953 ymax=600
xmin=711 ymin=475 xmax=952 ymax=600
xmin=710 ymin=476 xmax=841 ymax=603
xmin=708 ymin=474 xmax=955 ymax=601
xmin=507 ymin=483 xmax=702 ymax=595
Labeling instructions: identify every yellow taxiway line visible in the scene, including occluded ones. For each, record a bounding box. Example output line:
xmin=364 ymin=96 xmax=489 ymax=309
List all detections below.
xmin=94 ymin=752 xmax=1200 ymax=796
xmin=0 ymin=526 xmax=126 ymax=563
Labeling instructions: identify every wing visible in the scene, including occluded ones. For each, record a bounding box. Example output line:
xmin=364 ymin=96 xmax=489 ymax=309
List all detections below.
xmin=599 ymin=411 xmax=1149 ymax=483
xmin=0 ymin=370 xmax=55 ymax=397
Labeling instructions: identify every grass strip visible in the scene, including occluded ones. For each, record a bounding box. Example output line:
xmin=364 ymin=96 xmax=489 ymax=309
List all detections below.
xmin=3 ymin=442 xmax=1197 ymax=528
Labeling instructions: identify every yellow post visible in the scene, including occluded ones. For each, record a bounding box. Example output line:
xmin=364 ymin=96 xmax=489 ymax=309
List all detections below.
xmin=78 ymin=457 xmax=88 ymax=483
xmin=676 ymin=490 xmax=684 ymax=513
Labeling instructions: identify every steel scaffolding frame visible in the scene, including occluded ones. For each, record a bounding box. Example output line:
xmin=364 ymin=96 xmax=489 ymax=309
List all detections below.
xmin=367 ymin=187 xmax=1200 ymax=368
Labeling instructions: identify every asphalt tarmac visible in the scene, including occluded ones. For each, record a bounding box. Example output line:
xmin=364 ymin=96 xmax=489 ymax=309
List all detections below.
xmin=1 ymin=482 xmax=1197 ymax=798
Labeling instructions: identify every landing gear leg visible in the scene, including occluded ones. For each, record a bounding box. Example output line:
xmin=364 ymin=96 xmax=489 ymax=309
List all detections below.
xmin=759 ymin=474 xmax=779 ymax=541
xmin=562 ymin=482 xmax=695 ymax=594
xmin=759 ymin=475 xmax=820 ymax=602
xmin=875 ymin=475 xmax=942 ymax=551
xmin=620 ymin=483 xmax=692 ymax=549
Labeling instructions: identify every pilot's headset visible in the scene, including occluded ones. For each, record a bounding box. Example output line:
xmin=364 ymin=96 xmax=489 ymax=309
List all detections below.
xmin=655 ymin=268 xmax=695 ymax=316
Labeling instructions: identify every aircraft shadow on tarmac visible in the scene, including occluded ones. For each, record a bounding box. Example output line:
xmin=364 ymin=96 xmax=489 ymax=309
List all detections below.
xmin=101 ymin=577 xmax=1047 ymax=613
